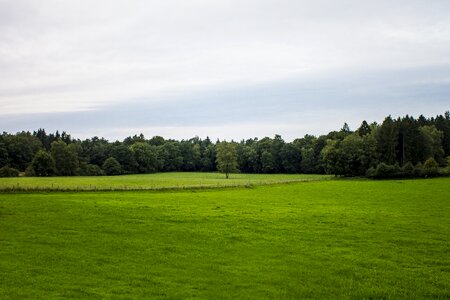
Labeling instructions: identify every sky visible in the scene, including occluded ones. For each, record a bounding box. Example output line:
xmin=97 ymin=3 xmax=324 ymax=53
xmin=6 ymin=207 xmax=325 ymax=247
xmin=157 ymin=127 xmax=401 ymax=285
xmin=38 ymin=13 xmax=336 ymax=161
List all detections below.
xmin=1 ymin=0 xmax=449 ymax=141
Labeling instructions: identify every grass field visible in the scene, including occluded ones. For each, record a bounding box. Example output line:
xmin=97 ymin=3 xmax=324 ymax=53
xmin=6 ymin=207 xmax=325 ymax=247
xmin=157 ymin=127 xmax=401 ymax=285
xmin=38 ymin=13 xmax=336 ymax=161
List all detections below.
xmin=0 ymin=172 xmax=332 ymax=191
xmin=0 ymin=177 xmax=449 ymax=299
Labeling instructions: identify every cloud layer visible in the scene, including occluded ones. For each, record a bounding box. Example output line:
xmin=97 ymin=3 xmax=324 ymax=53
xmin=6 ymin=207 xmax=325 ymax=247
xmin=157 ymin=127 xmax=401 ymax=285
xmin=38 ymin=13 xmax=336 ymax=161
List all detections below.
xmin=1 ymin=0 xmax=449 ymax=140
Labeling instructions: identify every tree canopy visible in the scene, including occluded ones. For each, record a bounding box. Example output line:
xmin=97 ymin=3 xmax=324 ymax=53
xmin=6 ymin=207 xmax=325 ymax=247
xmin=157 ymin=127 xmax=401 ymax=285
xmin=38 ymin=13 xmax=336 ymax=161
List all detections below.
xmin=215 ymin=141 xmax=239 ymax=179
xmin=0 ymin=112 xmax=449 ymax=178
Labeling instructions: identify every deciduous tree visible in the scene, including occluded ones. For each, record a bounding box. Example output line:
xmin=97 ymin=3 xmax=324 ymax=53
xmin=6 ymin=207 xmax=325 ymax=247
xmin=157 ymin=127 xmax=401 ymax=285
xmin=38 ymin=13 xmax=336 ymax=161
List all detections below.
xmin=216 ymin=141 xmax=238 ymax=179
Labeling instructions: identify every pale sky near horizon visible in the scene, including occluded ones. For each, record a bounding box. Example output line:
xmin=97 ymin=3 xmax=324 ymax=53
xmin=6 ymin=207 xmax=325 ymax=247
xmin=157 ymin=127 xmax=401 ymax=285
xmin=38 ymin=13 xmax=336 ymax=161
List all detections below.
xmin=1 ymin=0 xmax=449 ymax=141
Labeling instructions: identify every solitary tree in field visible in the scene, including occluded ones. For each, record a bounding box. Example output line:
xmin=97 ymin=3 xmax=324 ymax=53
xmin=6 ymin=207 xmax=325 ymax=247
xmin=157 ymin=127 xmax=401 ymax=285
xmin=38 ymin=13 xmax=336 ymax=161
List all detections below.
xmin=216 ymin=141 xmax=238 ymax=179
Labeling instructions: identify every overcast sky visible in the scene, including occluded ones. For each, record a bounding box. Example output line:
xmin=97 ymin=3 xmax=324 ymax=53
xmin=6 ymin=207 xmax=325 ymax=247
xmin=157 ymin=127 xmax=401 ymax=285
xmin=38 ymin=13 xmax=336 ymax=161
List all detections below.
xmin=1 ymin=0 xmax=449 ymax=141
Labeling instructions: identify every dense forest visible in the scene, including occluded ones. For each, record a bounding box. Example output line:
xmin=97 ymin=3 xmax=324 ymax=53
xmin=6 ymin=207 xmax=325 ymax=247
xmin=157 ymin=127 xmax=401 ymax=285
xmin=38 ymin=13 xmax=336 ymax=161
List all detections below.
xmin=1 ymin=112 xmax=449 ymax=178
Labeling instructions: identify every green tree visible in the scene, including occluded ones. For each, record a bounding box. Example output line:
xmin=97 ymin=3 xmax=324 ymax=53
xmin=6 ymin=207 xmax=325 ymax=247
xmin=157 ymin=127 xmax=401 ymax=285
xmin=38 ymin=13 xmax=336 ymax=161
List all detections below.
xmin=102 ymin=157 xmax=122 ymax=175
xmin=423 ymin=157 xmax=439 ymax=177
xmin=261 ymin=151 xmax=275 ymax=173
xmin=419 ymin=125 xmax=444 ymax=164
xmin=201 ymin=143 xmax=216 ymax=172
xmin=0 ymin=166 xmax=20 ymax=177
xmin=361 ymin=133 xmax=379 ymax=171
xmin=434 ymin=112 xmax=450 ymax=157
xmin=376 ymin=116 xmax=398 ymax=165
xmin=236 ymin=143 xmax=258 ymax=173
xmin=271 ymin=135 xmax=285 ymax=172
xmin=130 ymin=142 xmax=159 ymax=173
xmin=357 ymin=120 xmax=372 ymax=136
xmin=280 ymin=143 xmax=302 ymax=173
xmin=110 ymin=143 xmax=137 ymax=173
xmin=31 ymin=150 xmax=56 ymax=176
xmin=0 ymin=142 xmax=8 ymax=167
xmin=4 ymin=132 xmax=42 ymax=171
xmin=51 ymin=140 xmax=79 ymax=176
xmin=160 ymin=142 xmax=183 ymax=171
xmin=79 ymin=163 xmax=104 ymax=176
xmin=216 ymin=141 xmax=238 ymax=179
xmin=321 ymin=139 xmax=340 ymax=175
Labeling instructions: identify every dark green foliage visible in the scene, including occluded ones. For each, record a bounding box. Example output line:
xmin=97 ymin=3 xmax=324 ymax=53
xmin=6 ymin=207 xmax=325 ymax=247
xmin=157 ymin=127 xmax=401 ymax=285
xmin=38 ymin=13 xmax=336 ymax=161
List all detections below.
xmin=31 ymin=150 xmax=56 ymax=176
xmin=236 ymin=143 xmax=258 ymax=173
xmin=110 ymin=143 xmax=137 ymax=173
xmin=148 ymin=135 xmax=165 ymax=146
xmin=423 ymin=157 xmax=439 ymax=177
xmin=270 ymin=135 xmax=285 ymax=173
xmin=398 ymin=116 xmax=427 ymax=165
xmin=123 ymin=133 xmax=146 ymax=146
xmin=434 ymin=112 xmax=450 ymax=157
xmin=322 ymin=133 xmax=378 ymax=176
xmin=216 ymin=141 xmax=239 ymax=178
xmin=0 ymin=166 xmax=20 ymax=177
xmin=160 ymin=142 xmax=183 ymax=171
xmin=357 ymin=120 xmax=371 ymax=136
xmin=413 ymin=162 xmax=424 ymax=177
xmin=81 ymin=137 xmax=110 ymax=166
xmin=102 ymin=157 xmax=122 ymax=175
xmin=1 ymin=112 xmax=449 ymax=178
xmin=3 ymin=132 xmax=42 ymax=170
xmin=180 ymin=140 xmax=201 ymax=171
xmin=401 ymin=162 xmax=415 ymax=178
xmin=79 ymin=163 xmax=104 ymax=176
xmin=367 ymin=162 xmax=401 ymax=179
xmin=130 ymin=142 xmax=159 ymax=173
xmin=51 ymin=140 xmax=79 ymax=176
xmin=376 ymin=116 xmax=398 ymax=165
xmin=280 ymin=143 xmax=302 ymax=173
xmin=0 ymin=142 xmax=8 ymax=167
xmin=261 ymin=151 xmax=275 ymax=173
xmin=419 ymin=125 xmax=445 ymax=164
xmin=200 ymin=143 xmax=216 ymax=172
xmin=33 ymin=128 xmax=65 ymax=151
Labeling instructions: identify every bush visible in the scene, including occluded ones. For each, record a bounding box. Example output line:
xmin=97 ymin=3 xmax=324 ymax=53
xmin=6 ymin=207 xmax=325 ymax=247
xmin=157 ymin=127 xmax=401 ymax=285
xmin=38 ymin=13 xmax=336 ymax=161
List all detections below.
xmin=369 ymin=162 xmax=401 ymax=179
xmin=102 ymin=157 xmax=122 ymax=175
xmin=366 ymin=166 xmax=377 ymax=178
xmin=80 ymin=163 xmax=104 ymax=176
xmin=24 ymin=165 xmax=35 ymax=177
xmin=443 ymin=156 xmax=450 ymax=175
xmin=423 ymin=157 xmax=439 ymax=177
xmin=0 ymin=166 xmax=20 ymax=177
xmin=413 ymin=162 xmax=424 ymax=177
xmin=401 ymin=162 xmax=414 ymax=178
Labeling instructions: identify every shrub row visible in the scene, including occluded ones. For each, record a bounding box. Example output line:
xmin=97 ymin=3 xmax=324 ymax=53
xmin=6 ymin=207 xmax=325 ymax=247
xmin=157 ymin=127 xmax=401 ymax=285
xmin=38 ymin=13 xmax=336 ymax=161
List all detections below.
xmin=367 ymin=157 xmax=449 ymax=179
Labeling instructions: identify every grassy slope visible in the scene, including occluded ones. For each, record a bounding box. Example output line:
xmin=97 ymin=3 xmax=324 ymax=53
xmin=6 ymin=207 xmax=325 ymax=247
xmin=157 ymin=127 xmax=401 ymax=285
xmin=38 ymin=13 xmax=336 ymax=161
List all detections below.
xmin=0 ymin=172 xmax=332 ymax=191
xmin=0 ymin=178 xmax=449 ymax=299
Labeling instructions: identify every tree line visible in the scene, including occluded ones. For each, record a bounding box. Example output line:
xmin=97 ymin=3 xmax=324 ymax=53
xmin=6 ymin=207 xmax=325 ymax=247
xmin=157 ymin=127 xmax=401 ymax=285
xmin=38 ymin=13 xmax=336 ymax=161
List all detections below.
xmin=0 ymin=112 xmax=449 ymax=178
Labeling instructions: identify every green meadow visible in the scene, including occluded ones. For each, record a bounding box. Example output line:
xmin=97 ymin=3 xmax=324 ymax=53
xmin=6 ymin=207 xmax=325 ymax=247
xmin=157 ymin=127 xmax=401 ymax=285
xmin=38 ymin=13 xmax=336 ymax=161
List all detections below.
xmin=0 ymin=172 xmax=331 ymax=191
xmin=0 ymin=176 xmax=449 ymax=299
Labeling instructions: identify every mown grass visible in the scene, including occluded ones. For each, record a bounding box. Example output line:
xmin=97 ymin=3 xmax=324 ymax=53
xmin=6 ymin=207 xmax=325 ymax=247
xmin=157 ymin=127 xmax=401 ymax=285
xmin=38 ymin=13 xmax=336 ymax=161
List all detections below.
xmin=0 ymin=172 xmax=332 ymax=192
xmin=0 ymin=178 xmax=449 ymax=299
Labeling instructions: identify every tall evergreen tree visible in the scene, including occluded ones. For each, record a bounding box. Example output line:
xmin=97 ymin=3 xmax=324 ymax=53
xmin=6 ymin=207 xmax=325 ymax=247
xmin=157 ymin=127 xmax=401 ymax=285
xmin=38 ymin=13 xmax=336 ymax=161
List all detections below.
xmin=376 ymin=116 xmax=398 ymax=165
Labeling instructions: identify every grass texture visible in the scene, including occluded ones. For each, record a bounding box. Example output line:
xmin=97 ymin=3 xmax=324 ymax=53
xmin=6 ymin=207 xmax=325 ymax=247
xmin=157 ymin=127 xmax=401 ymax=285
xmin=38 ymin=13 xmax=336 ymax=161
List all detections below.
xmin=0 ymin=172 xmax=332 ymax=192
xmin=0 ymin=178 xmax=449 ymax=299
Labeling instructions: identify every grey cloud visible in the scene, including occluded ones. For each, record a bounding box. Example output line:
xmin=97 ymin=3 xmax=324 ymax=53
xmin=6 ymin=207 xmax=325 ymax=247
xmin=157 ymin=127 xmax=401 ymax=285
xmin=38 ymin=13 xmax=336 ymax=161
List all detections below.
xmin=1 ymin=66 xmax=448 ymax=140
xmin=0 ymin=0 xmax=449 ymax=140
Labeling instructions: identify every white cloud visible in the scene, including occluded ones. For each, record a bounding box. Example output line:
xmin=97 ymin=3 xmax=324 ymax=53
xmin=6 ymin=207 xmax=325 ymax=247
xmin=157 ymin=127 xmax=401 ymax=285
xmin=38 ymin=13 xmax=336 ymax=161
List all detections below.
xmin=0 ymin=0 xmax=449 ymax=133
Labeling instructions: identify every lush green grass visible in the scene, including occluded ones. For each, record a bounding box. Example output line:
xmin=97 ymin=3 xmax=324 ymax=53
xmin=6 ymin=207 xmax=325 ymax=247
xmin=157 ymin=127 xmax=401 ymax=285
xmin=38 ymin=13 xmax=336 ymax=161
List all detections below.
xmin=0 ymin=178 xmax=449 ymax=299
xmin=0 ymin=172 xmax=332 ymax=191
